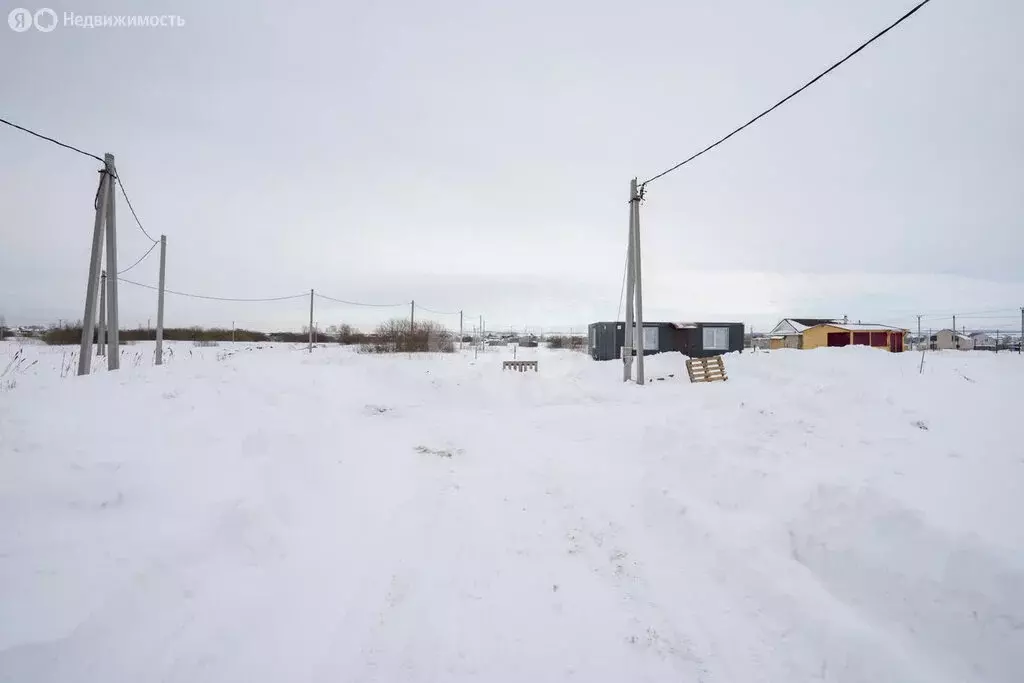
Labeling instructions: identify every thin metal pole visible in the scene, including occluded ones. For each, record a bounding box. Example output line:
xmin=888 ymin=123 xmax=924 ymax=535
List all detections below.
xmin=631 ymin=178 xmax=645 ymax=385
xmin=459 ymin=310 xmax=463 ymax=351
xmin=410 ymin=300 xmax=415 ymax=331
xmin=917 ymin=314 xmax=921 ymax=351
xmin=78 ymin=168 xmax=110 ymax=376
xmin=103 ymin=154 xmax=120 ymax=369
xmin=623 ymin=179 xmax=636 ymax=381
xmin=98 ymin=270 xmax=107 ymax=357
xmin=155 ymin=235 xmax=167 ymax=365
xmin=308 ymin=289 xmax=314 ymax=352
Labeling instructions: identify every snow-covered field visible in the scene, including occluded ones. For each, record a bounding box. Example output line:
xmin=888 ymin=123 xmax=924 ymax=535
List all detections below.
xmin=1 ymin=341 xmax=1021 ymax=682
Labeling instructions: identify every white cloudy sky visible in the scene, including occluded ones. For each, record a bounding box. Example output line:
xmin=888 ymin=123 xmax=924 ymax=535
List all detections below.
xmin=2 ymin=0 xmax=1022 ymax=334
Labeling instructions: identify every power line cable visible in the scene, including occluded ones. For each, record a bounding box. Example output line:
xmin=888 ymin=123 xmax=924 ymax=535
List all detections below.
xmin=117 ymin=241 xmax=159 ymax=275
xmin=417 ymin=305 xmax=460 ymax=315
xmin=115 ymin=175 xmax=159 ymax=243
xmin=952 ymin=308 xmax=1018 ymax=317
xmin=118 ymin=277 xmax=306 ymax=302
xmin=0 ymin=116 xmax=104 ymax=163
xmin=640 ymin=0 xmax=934 ymax=187
xmin=875 ymin=307 xmax=1020 ymax=326
xmin=1 ymin=116 xmax=160 ymax=243
xmin=948 ymin=314 xmax=1021 ymax=320
xmin=314 ymin=292 xmax=407 ymax=308
xmin=919 ymin=308 xmax=1019 ymax=321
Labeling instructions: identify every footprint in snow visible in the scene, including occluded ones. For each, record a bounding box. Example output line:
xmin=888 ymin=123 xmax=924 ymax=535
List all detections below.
xmin=415 ymin=445 xmax=462 ymax=458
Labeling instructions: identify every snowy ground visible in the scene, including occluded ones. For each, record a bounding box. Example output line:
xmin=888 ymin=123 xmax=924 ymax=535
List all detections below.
xmin=1 ymin=342 xmax=1021 ymax=682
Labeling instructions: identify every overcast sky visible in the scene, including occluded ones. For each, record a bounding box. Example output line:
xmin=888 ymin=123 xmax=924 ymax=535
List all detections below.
xmin=2 ymin=0 xmax=1022 ymax=334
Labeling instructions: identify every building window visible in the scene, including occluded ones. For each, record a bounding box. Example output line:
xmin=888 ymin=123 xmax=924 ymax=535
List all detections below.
xmin=642 ymin=326 xmax=659 ymax=350
xmin=703 ymin=326 xmax=730 ymax=351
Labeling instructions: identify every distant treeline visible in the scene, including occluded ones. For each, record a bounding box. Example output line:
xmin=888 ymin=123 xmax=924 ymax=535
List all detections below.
xmin=22 ymin=321 xmax=579 ymax=353
xmin=546 ymin=335 xmax=586 ymax=350
xmin=35 ymin=320 xmax=454 ymax=351
xmin=360 ymin=319 xmax=454 ymax=354
xmin=37 ymin=325 xmax=363 ymax=346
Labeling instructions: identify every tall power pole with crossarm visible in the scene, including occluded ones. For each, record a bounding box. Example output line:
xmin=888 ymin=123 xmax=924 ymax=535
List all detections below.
xmin=622 ymin=178 xmax=645 ymax=385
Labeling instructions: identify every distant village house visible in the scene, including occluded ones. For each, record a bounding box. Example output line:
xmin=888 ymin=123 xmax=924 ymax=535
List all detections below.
xmin=929 ymin=329 xmax=974 ymax=351
xmin=768 ymin=318 xmax=907 ymax=352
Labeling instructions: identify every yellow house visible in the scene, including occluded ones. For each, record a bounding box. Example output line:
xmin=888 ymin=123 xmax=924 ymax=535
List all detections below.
xmin=768 ymin=318 xmax=835 ymax=349
xmin=769 ymin=319 xmax=908 ymax=352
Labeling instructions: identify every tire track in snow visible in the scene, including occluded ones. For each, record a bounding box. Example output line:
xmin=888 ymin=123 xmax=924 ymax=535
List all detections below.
xmin=544 ymin=471 xmax=713 ymax=680
xmin=526 ymin=404 xmax=942 ymax=683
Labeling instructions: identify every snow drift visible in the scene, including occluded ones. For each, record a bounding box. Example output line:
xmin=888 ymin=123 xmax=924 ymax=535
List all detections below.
xmin=0 ymin=342 xmax=1020 ymax=682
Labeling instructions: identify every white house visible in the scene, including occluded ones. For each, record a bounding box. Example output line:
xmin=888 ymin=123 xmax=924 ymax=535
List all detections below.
xmin=929 ymin=329 xmax=974 ymax=351
xmin=970 ymin=332 xmax=997 ymax=349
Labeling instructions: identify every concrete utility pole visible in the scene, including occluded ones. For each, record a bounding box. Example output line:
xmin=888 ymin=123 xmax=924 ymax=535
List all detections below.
xmin=78 ymin=160 xmax=111 ymax=376
xmin=308 ymin=289 xmax=314 ymax=353
xmin=410 ymin=300 xmax=415 ymax=332
xmin=623 ymin=179 xmax=636 ymax=382
xmin=104 ymin=155 xmax=121 ymax=368
xmin=98 ymin=271 xmax=107 ymax=357
xmin=232 ymin=321 xmax=236 ymax=345
xmin=630 ymin=177 xmax=646 ymax=385
xmin=952 ymin=314 xmax=956 ymax=336
xmin=155 ymin=235 xmax=167 ymax=365
xmin=1020 ymin=307 xmax=1023 ymax=354
xmin=917 ymin=314 xmax=921 ymax=350
xmin=459 ymin=310 xmax=463 ymax=351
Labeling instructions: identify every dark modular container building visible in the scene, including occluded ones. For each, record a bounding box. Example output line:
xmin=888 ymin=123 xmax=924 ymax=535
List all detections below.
xmin=587 ymin=321 xmax=745 ymax=361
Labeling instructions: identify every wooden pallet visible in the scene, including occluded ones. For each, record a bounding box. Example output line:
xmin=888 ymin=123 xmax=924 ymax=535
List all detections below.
xmin=686 ymin=356 xmax=728 ymax=383
xmin=503 ymin=360 xmax=538 ymax=372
